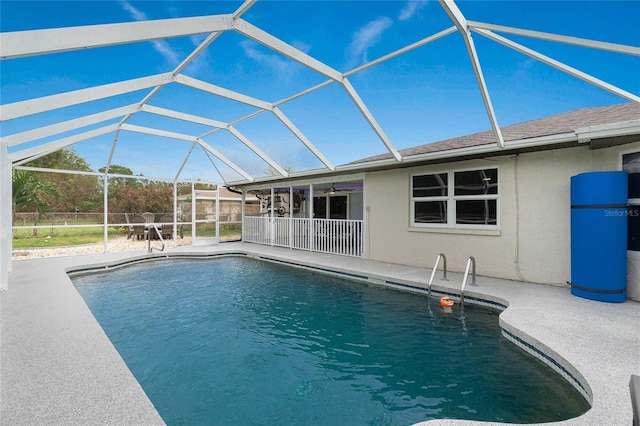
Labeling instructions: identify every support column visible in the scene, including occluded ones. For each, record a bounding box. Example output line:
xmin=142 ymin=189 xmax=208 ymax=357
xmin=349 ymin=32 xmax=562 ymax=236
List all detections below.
xmin=173 ymin=181 xmax=178 ymax=247
xmin=103 ymin=175 xmax=109 ymax=253
xmin=215 ymin=187 xmax=220 ymax=244
xmin=191 ymin=181 xmax=195 ymax=246
xmin=1 ymin=142 xmax=12 ymax=290
xmin=309 ymin=183 xmax=314 ymax=252
xmin=289 ymin=186 xmax=293 ymax=249
xmin=241 ymin=189 xmax=246 ymax=242
xmin=270 ymin=187 xmax=274 ymax=246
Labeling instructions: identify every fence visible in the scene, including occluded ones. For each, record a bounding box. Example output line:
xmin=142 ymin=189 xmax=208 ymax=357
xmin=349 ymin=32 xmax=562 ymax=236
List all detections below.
xmin=12 ymin=212 xmax=243 ymax=242
xmin=244 ymin=216 xmax=363 ymax=257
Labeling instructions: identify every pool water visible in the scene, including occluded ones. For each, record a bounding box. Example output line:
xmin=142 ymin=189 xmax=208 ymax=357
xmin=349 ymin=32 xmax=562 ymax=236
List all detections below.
xmin=72 ymin=257 xmax=588 ymax=425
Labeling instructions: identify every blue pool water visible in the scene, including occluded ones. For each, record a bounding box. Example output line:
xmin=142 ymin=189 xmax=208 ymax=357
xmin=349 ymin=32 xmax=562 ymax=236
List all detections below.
xmin=72 ymin=257 xmax=588 ymax=425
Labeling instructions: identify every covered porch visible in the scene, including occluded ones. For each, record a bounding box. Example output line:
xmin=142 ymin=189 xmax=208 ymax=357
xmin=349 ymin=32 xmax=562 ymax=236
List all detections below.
xmin=241 ymin=174 xmax=365 ymax=257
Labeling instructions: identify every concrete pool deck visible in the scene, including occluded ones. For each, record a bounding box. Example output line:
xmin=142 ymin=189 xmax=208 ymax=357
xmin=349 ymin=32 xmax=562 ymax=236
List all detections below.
xmin=1 ymin=242 xmax=638 ymax=425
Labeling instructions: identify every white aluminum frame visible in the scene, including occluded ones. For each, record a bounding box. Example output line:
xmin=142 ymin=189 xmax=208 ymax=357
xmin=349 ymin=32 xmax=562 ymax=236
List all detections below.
xmin=1 ymin=0 xmax=639 ymax=288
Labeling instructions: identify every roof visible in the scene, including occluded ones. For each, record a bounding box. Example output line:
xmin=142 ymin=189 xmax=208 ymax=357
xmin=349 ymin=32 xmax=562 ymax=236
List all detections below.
xmin=352 ymin=102 xmax=640 ymax=164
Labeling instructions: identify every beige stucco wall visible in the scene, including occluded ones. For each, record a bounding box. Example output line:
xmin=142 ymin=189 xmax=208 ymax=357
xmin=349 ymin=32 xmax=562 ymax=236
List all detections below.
xmin=364 ymin=141 xmax=640 ymax=288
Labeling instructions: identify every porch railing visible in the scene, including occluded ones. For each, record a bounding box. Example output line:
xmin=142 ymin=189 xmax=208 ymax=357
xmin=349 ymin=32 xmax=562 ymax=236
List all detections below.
xmin=244 ymin=217 xmax=363 ymax=257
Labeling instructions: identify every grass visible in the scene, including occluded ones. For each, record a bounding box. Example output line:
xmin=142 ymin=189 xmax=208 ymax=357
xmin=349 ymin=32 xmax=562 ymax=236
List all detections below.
xmin=12 ymin=226 xmax=126 ymax=248
xmin=12 ymin=223 xmax=242 ymax=249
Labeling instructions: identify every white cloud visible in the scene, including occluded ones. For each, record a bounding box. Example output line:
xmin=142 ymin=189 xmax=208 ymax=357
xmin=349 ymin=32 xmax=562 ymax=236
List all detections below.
xmin=119 ymin=0 xmax=180 ymax=66
xmin=240 ymin=39 xmax=297 ymax=77
xmin=291 ymin=40 xmax=312 ymax=54
xmin=346 ymin=17 xmax=393 ymax=66
xmin=399 ymin=0 xmax=428 ymax=21
xmin=120 ymin=0 xmax=146 ymax=20
xmin=150 ymin=40 xmax=180 ymax=65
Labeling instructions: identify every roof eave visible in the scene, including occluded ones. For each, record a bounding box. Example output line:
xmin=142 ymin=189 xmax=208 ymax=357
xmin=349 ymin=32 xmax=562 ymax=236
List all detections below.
xmin=228 ymin=119 xmax=640 ymax=187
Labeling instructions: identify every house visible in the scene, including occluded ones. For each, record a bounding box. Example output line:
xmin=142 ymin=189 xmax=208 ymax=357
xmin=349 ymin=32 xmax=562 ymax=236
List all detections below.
xmin=234 ymin=103 xmax=640 ymax=300
xmin=177 ymin=187 xmax=260 ymax=223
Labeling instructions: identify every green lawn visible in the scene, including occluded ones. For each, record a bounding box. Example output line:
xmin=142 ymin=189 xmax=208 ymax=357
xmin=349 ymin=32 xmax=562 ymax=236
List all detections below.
xmin=12 ymin=223 xmax=242 ymax=248
xmin=12 ymin=226 xmax=126 ymax=248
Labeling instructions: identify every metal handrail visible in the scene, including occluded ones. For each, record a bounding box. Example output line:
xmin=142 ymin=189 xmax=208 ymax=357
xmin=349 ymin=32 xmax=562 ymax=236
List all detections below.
xmin=459 ymin=256 xmax=477 ymax=305
xmin=147 ymin=224 xmax=165 ymax=253
xmin=427 ymin=253 xmax=448 ymax=297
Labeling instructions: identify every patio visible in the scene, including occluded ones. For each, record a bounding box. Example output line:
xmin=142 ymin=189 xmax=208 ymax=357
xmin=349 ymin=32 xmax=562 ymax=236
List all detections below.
xmin=1 ymin=1 xmax=638 ymax=423
xmin=2 ymin=242 xmax=638 ymax=425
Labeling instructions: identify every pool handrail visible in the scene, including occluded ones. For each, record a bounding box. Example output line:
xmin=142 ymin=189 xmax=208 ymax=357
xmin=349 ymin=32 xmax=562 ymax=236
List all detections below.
xmin=427 ymin=253 xmax=448 ymax=298
xmin=459 ymin=256 xmax=477 ymax=306
xmin=147 ymin=223 xmax=165 ymax=253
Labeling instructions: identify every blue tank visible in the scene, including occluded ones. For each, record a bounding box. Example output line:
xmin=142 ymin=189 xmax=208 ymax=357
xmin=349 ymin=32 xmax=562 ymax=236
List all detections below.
xmin=571 ymin=171 xmax=628 ymax=302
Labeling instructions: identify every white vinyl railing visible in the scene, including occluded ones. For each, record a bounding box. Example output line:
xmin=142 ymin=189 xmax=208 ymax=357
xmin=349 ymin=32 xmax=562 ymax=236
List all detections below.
xmin=244 ymin=216 xmax=363 ymax=257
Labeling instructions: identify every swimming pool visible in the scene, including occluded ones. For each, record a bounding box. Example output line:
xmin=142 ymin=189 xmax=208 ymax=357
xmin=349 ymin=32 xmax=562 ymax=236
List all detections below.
xmin=72 ymin=256 xmax=588 ymax=425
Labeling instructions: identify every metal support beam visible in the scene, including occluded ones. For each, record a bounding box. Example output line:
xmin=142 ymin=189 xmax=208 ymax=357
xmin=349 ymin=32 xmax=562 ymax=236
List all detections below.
xmin=202 ymin=147 xmax=229 ymax=185
xmin=197 ymin=138 xmax=255 ymax=182
xmin=233 ymin=0 xmax=258 ymax=19
xmin=120 ymin=123 xmax=199 ymax=142
xmin=2 ymin=104 xmax=139 ymax=147
xmin=0 ymin=15 xmax=235 ymax=59
xmin=341 ymin=77 xmax=402 ymax=161
xmin=172 ymin=31 xmax=223 ymax=76
xmin=175 ymin=74 xmax=272 ymax=110
xmin=174 ymin=142 xmax=198 ymax=182
xmin=467 ymin=21 xmax=640 ymax=56
xmin=227 ymin=125 xmax=288 ymax=177
xmin=1 ymin=74 xmax=173 ymax=121
xmin=474 ymin=28 xmax=640 ymax=103
xmin=9 ymin=125 xmax=119 ymax=164
xmin=271 ymin=107 xmax=335 ymax=170
xmin=439 ymin=0 xmax=505 ymax=148
xmin=345 ymin=26 xmax=458 ymax=76
xmin=141 ymin=104 xmax=227 ymax=129
xmin=233 ymin=18 xmax=343 ymax=82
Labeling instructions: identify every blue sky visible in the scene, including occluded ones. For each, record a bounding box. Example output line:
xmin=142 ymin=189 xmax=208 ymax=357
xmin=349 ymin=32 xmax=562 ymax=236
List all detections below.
xmin=1 ymin=0 xmax=639 ymax=183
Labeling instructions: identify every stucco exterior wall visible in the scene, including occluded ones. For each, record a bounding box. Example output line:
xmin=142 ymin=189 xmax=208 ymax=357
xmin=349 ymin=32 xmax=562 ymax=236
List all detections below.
xmin=364 ymin=141 xmax=640 ymax=287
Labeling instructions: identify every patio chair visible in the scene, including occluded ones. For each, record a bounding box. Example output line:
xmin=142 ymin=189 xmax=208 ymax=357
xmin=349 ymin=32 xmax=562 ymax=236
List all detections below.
xmin=124 ymin=212 xmax=136 ymax=240
xmin=142 ymin=212 xmax=155 ymax=224
xmin=160 ymin=215 xmax=174 ymax=240
xmin=129 ymin=214 xmax=146 ymax=241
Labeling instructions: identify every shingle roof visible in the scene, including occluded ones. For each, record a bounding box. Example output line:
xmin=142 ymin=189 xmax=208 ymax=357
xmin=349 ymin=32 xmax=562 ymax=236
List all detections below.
xmin=353 ymin=103 xmax=640 ymax=163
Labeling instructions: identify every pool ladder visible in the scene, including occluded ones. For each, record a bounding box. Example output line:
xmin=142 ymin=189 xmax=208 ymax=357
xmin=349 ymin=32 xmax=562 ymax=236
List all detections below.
xmin=147 ymin=224 xmax=165 ymax=253
xmin=428 ymin=254 xmax=477 ymax=306
xmin=427 ymin=253 xmax=448 ymax=297
xmin=459 ymin=256 xmax=477 ymax=306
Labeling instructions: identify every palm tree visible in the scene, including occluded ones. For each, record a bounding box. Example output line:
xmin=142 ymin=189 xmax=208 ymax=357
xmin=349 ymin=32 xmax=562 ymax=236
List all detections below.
xmin=12 ymin=170 xmax=60 ymax=237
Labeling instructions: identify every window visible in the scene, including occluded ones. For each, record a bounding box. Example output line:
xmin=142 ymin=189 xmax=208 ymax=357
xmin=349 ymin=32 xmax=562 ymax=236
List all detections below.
xmin=313 ymin=195 xmax=348 ymax=219
xmin=411 ymin=168 xmax=499 ymax=228
xmin=623 ymin=152 xmax=640 ymax=252
xmin=412 ymin=173 xmax=447 ymax=224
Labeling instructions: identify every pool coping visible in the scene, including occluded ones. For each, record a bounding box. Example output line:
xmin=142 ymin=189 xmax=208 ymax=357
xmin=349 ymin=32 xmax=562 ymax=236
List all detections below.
xmin=2 ymin=242 xmax=639 ymax=425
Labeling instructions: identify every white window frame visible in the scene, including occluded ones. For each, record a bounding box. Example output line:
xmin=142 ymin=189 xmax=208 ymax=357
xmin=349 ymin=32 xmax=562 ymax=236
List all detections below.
xmin=313 ymin=193 xmax=350 ymax=219
xmin=620 ymin=148 xmax=640 ymax=252
xmin=410 ymin=167 xmax=500 ymax=230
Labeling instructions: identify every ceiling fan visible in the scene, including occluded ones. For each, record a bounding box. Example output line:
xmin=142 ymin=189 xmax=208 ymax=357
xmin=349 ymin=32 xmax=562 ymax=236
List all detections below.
xmin=324 ymin=184 xmax=353 ymax=194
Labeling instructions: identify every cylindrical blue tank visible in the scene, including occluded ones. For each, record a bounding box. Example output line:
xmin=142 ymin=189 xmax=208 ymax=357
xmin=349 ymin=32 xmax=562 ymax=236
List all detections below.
xmin=571 ymin=171 xmax=628 ymax=302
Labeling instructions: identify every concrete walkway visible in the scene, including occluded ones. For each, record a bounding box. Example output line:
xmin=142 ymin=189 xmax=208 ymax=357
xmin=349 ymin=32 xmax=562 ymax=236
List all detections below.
xmin=1 ymin=242 xmax=638 ymax=425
